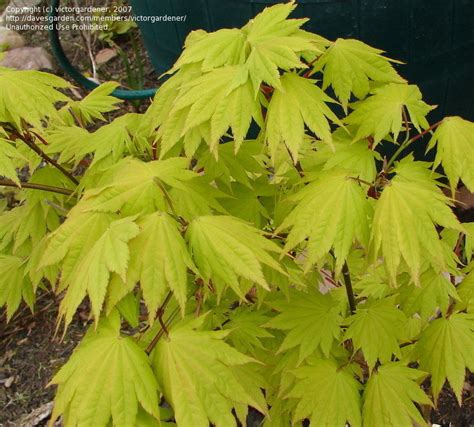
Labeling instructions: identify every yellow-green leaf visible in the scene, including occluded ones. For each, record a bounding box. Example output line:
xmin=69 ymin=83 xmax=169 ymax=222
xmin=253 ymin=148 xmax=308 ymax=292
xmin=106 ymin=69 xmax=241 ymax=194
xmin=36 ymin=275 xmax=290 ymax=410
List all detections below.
xmin=345 ymin=83 xmax=433 ymax=144
xmin=344 ymin=298 xmax=406 ymax=369
xmin=314 ymin=38 xmax=404 ymax=110
xmin=415 ymin=313 xmax=474 ymax=403
xmin=265 ymin=289 xmax=342 ymax=364
xmin=362 ymin=363 xmax=430 ymax=427
xmin=288 ymin=358 xmax=362 ymax=427
xmin=127 ymin=213 xmax=196 ymax=317
xmin=152 ymin=316 xmax=266 ymax=427
xmin=51 ymin=312 xmax=160 ymax=426
xmin=428 ymin=116 xmax=474 ymax=192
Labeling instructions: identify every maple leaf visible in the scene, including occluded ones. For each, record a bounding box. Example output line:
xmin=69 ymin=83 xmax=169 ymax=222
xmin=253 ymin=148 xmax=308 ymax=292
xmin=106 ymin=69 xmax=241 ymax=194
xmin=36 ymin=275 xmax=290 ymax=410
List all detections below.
xmin=456 ymin=269 xmax=474 ymax=313
xmin=0 ymin=68 xmax=71 ymax=129
xmin=399 ymin=269 xmax=459 ymax=320
xmin=0 ymin=255 xmax=34 ymax=320
xmin=345 ymin=83 xmax=433 ymax=144
xmin=243 ymin=3 xmax=319 ymax=89
xmin=127 ymin=212 xmax=196 ymax=317
xmin=371 ymin=158 xmax=461 ymax=284
xmin=288 ymin=358 xmax=362 ymax=427
xmin=186 ymin=215 xmax=283 ymax=298
xmin=50 ymin=312 xmax=160 ymax=426
xmin=82 ymin=157 xmax=194 ymax=216
xmin=152 ymin=316 xmax=267 ymax=427
xmin=43 ymin=126 xmax=93 ymax=166
xmin=344 ymin=298 xmax=406 ymax=369
xmin=221 ymin=305 xmax=274 ymax=357
xmin=67 ymin=81 xmax=122 ymax=124
xmin=362 ymin=363 xmax=431 ymax=427
xmin=415 ymin=313 xmax=474 ymax=402
xmin=265 ymin=73 xmax=340 ymax=161
xmin=428 ymin=116 xmax=474 ymax=192
xmin=321 ymin=128 xmax=381 ymax=183
xmin=0 ymin=139 xmax=26 ymax=185
xmin=41 ymin=212 xmax=139 ymax=326
xmin=158 ymin=66 xmax=257 ymax=155
xmin=171 ymin=28 xmax=246 ymax=72
xmin=244 ymin=2 xmax=303 ymax=41
xmin=279 ymin=170 xmax=371 ymax=273
xmin=265 ymin=289 xmax=342 ymax=364
xmin=196 ymin=140 xmax=264 ymax=189
xmin=314 ymin=38 xmax=404 ymax=110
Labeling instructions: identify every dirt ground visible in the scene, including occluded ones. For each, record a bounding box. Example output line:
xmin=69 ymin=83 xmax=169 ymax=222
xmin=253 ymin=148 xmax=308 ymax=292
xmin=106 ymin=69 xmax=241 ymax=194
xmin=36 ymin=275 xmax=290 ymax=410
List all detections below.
xmin=0 ymin=1 xmax=474 ymax=426
xmin=0 ymin=293 xmax=88 ymax=425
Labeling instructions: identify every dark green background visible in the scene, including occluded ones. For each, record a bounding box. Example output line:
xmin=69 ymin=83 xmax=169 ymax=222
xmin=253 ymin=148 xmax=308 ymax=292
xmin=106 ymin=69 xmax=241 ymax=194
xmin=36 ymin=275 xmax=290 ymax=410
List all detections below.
xmin=130 ymin=0 xmax=474 ymax=121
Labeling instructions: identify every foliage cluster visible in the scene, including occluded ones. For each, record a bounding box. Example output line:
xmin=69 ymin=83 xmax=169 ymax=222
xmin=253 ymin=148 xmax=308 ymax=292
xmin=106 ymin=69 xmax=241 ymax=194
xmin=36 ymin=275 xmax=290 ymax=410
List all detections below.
xmin=0 ymin=3 xmax=473 ymax=426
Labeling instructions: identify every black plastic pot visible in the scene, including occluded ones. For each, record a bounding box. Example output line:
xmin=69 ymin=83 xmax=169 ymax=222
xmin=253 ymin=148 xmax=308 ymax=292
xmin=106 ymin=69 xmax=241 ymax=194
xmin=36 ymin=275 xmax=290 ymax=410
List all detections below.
xmin=129 ymin=0 xmax=474 ymax=120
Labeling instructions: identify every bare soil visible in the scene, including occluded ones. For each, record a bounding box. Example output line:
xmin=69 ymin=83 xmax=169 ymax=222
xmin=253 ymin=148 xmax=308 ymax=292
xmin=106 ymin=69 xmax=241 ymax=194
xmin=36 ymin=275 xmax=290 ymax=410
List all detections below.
xmin=0 ymin=293 xmax=88 ymax=425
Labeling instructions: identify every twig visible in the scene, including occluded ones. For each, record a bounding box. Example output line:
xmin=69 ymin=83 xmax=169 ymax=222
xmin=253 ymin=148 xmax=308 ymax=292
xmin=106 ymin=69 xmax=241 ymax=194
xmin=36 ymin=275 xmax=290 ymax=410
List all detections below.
xmin=8 ymin=129 xmax=79 ymax=185
xmin=145 ymin=304 xmax=178 ymax=355
xmin=342 ymin=261 xmax=357 ymax=314
xmin=0 ymin=179 xmax=74 ymax=196
xmin=386 ymin=120 xmax=443 ymax=170
xmin=153 ymin=178 xmax=187 ymax=226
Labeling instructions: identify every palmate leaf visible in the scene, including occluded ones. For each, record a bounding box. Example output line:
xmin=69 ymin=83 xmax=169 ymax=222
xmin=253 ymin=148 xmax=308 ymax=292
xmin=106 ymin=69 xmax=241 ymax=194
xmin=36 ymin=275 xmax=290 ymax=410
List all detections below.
xmin=0 ymin=139 xmax=25 ymax=184
xmin=244 ymin=2 xmax=320 ymax=90
xmin=51 ymin=312 xmax=160 ymax=426
xmin=82 ymin=157 xmax=195 ymax=216
xmin=41 ymin=211 xmax=139 ymax=326
xmin=457 ymin=269 xmax=474 ymax=313
xmin=265 ymin=289 xmax=342 ymax=364
xmin=67 ymin=82 xmax=122 ymax=124
xmin=0 ymin=68 xmax=71 ymax=128
xmin=89 ymin=114 xmax=145 ymax=165
xmin=321 ymin=128 xmax=381 ymax=183
xmin=152 ymin=316 xmax=267 ymax=427
xmin=0 ymin=168 xmax=71 ymax=254
xmin=371 ymin=158 xmax=461 ymax=284
xmin=196 ymin=140 xmax=265 ymax=189
xmin=218 ymin=181 xmax=271 ymax=228
xmin=221 ymin=305 xmax=274 ymax=357
xmin=428 ymin=116 xmax=474 ymax=192
xmin=399 ymin=269 xmax=459 ymax=320
xmin=265 ymin=73 xmax=339 ymax=161
xmin=171 ymin=28 xmax=246 ymax=73
xmin=344 ymin=298 xmax=406 ymax=369
xmin=362 ymin=363 xmax=430 ymax=427
xmin=244 ymin=1 xmax=302 ymax=41
xmin=415 ymin=313 xmax=474 ymax=402
xmin=288 ymin=358 xmax=362 ymax=427
xmin=43 ymin=126 xmax=92 ymax=166
xmin=186 ymin=215 xmax=283 ymax=298
xmin=280 ymin=170 xmax=371 ymax=273
xmin=345 ymin=83 xmax=433 ymax=144
xmin=127 ymin=212 xmax=196 ymax=317
xmin=314 ymin=38 xmax=404 ymax=110
xmin=158 ymin=65 xmax=257 ymax=155
xmin=0 ymin=255 xmax=34 ymax=320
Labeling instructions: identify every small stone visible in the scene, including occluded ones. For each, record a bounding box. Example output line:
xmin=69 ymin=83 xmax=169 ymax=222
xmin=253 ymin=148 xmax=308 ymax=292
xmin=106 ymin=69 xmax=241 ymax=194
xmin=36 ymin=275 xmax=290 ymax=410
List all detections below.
xmin=95 ymin=48 xmax=118 ymax=65
xmin=0 ymin=27 xmax=26 ymax=51
xmin=0 ymin=46 xmax=54 ymax=70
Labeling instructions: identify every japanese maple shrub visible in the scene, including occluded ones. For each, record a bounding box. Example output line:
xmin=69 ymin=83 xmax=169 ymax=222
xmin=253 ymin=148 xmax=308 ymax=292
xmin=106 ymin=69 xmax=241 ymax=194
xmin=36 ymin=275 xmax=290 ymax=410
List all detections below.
xmin=0 ymin=2 xmax=473 ymax=426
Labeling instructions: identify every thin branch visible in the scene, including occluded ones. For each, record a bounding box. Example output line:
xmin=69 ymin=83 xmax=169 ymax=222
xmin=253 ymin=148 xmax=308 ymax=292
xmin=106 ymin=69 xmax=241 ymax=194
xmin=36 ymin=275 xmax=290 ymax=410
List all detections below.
xmin=8 ymin=129 xmax=79 ymax=185
xmin=153 ymin=178 xmax=187 ymax=226
xmin=342 ymin=261 xmax=357 ymax=314
xmin=401 ymin=106 xmax=411 ymax=145
xmin=0 ymin=179 xmax=74 ymax=196
xmin=349 ymin=176 xmax=373 ymax=187
xmin=145 ymin=302 xmax=178 ymax=355
xmin=386 ymin=120 xmax=443 ymax=170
